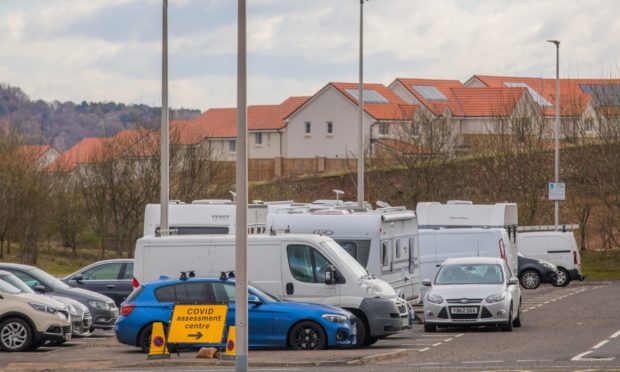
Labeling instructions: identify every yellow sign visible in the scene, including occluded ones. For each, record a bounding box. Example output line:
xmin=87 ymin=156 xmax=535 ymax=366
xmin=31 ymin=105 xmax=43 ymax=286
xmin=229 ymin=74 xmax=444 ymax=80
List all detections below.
xmin=223 ymin=326 xmax=236 ymax=360
xmin=147 ymin=322 xmax=170 ymax=359
xmin=167 ymin=304 xmax=228 ymax=344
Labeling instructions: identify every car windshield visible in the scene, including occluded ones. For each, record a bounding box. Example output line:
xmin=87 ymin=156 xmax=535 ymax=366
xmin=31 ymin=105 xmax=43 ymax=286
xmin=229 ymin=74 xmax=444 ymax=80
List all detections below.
xmin=0 ymin=275 xmax=34 ymax=293
xmin=0 ymin=280 xmax=21 ymax=294
xmin=435 ymin=264 xmax=504 ymax=285
xmin=249 ymin=283 xmax=281 ymax=303
xmin=320 ymin=240 xmax=369 ymax=279
xmin=28 ymin=268 xmax=71 ymax=290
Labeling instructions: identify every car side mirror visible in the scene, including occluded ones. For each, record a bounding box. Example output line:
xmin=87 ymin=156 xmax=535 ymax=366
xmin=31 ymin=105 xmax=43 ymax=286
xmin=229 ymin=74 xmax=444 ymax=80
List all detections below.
xmin=422 ymin=279 xmax=432 ymax=287
xmin=324 ymin=265 xmax=336 ymax=285
xmin=73 ymin=274 xmax=84 ymax=284
xmin=248 ymin=295 xmax=261 ymax=304
xmin=508 ymin=277 xmax=519 ymax=286
xmin=33 ymin=284 xmax=48 ymax=293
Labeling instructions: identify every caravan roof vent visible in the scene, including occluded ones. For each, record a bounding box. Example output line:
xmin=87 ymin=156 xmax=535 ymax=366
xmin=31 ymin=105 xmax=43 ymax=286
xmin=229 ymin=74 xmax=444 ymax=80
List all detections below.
xmin=447 ymin=200 xmax=473 ymax=205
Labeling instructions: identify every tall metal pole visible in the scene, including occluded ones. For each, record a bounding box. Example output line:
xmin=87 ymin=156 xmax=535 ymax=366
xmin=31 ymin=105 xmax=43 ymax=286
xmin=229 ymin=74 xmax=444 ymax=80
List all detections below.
xmin=235 ymin=0 xmax=248 ymax=371
xmin=357 ymin=0 xmax=365 ymax=209
xmin=160 ymin=0 xmax=169 ymax=237
xmin=548 ymin=40 xmax=560 ymax=231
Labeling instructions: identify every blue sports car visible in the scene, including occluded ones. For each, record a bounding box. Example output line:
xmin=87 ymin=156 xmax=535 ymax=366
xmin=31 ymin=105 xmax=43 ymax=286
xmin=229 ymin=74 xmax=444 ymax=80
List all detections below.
xmin=114 ymin=276 xmax=356 ymax=352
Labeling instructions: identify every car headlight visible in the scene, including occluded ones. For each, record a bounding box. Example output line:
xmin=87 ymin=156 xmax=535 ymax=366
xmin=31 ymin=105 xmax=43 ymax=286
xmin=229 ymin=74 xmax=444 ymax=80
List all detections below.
xmin=29 ymin=303 xmax=58 ymax=314
xmin=321 ymin=314 xmax=348 ymax=323
xmin=427 ymin=293 xmax=443 ymax=304
xmin=65 ymin=304 xmax=78 ymax=316
xmin=360 ymin=281 xmax=384 ymax=296
xmin=88 ymin=300 xmax=109 ymax=310
xmin=542 ymin=262 xmax=556 ymax=270
xmin=485 ymin=293 xmax=506 ymax=303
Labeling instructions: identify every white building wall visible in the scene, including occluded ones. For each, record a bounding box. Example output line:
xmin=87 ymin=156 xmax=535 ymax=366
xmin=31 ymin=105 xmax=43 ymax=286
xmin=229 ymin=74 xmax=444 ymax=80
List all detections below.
xmin=282 ymin=86 xmax=375 ymax=158
xmin=35 ymin=148 xmax=61 ymax=170
xmin=206 ymin=131 xmax=282 ymax=161
xmin=389 ymin=82 xmax=419 ymax=104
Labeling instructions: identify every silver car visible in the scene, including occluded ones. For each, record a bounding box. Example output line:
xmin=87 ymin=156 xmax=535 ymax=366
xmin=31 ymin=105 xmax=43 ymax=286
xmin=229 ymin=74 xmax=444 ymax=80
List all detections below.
xmin=422 ymin=257 xmax=522 ymax=332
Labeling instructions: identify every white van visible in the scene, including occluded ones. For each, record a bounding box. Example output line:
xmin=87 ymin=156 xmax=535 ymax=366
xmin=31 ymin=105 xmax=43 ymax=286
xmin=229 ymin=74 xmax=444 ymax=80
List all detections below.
xmin=517 ymin=231 xmax=586 ymax=286
xmin=133 ymin=233 xmax=411 ymax=347
xmin=418 ymin=228 xmax=518 ymax=297
xmin=268 ymin=207 xmax=421 ymax=304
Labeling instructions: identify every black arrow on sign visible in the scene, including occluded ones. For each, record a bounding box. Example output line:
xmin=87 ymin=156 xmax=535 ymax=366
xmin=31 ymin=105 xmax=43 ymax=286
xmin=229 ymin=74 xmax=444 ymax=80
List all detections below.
xmin=188 ymin=331 xmax=203 ymax=340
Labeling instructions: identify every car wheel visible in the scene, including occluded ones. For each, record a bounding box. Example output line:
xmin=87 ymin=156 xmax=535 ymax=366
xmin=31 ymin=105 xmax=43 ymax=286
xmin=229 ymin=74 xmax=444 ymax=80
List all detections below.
xmin=138 ymin=324 xmax=153 ymax=353
xmin=554 ymin=268 xmax=571 ymax=287
xmin=352 ymin=317 xmax=368 ymax=348
xmin=0 ymin=318 xmax=34 ymax=352
xmin=288 ymin=321 xmax=327 ymax=350
xmin=520 ymin=270 xmax=541 ymax=289
xmin=424 ymin=323 xmax=437 ymax=332
xmin=501 ymin=307 xmax=514 ymax=332
xmin=513 ymin=302 xmax=522 ymax=328
xmin=364 ymin=337 xmax=379 ymax=346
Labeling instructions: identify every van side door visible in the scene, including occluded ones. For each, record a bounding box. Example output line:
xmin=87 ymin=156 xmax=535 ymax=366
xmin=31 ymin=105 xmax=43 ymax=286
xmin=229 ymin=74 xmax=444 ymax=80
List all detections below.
xmin=281 ymin=243 xmax=338 ymax=305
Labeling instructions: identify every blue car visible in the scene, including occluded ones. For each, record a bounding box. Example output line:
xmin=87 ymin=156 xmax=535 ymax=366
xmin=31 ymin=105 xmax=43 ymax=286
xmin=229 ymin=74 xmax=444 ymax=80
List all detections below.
xmin=114 ymin=277 xmax=356 ymax=352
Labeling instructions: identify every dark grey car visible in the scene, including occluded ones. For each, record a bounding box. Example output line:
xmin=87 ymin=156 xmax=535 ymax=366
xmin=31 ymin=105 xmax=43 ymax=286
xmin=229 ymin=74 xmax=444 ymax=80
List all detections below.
xmin=61 ymin=259 xmax=133 ymax=307
xmin=0 ymin=263 xmax=118 ymax=331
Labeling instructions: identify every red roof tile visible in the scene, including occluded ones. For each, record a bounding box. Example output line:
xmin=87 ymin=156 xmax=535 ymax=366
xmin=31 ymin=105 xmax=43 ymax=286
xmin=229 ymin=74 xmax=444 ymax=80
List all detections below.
xmin=450 ymin=87 xmax=527 ymax=117
xmin=47 ymin=137 xmax=108 ymax=172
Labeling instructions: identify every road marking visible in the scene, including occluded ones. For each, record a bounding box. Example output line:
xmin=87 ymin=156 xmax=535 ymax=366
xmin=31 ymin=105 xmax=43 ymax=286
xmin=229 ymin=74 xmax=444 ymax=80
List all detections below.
xmin=420 ymin=347 xmax=430 ymax=352
xmin=432 ymin=342 xmax=442 ymax=346
xmin=517 ymin=359 xmax=552 ymax=362
xmin=454 ymin=333 xmax=464 ymax=338
xmin=593 ymin=340 xmax=609 ymax=349
xmin=611 ymin=330 xmax=620 ymax=339
xmin=444 ymin=338 xmax=453 ymax=342
xmin=462 ymin=360 xmax=503 ymax=364
xmin=401 ymin=343 xmax=438 ymax=346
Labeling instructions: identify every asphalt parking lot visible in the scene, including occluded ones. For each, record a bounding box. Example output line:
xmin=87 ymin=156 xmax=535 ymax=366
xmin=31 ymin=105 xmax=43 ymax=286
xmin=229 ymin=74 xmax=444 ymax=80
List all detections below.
xmin=2 ymin=281 xmax=619 ymax=372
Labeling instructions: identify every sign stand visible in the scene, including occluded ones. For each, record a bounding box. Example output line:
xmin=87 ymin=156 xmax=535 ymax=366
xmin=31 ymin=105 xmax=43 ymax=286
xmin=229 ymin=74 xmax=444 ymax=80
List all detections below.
xmin=222 ymin=325 xmax=236 ymax=360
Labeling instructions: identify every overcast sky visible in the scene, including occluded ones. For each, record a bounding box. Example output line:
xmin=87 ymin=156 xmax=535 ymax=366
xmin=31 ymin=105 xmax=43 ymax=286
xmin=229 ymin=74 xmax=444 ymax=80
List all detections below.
xmin=1 ymin=0 xmax=619 ymax=111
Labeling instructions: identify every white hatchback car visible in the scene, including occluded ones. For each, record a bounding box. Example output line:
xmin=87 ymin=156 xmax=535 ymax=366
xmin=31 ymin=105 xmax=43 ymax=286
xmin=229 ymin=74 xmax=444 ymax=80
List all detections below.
xmin=422 ymin=257 xmax=522 ymax=332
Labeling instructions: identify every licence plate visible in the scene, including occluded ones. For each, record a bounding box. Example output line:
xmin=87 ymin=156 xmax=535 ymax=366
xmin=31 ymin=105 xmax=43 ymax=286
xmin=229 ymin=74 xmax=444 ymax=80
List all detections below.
xmin=450 ymin=307 xmax=478 ymax=314
xmin=402 ymin=317 xmax=409 ymax=327
xmin=65 ymin=333 xmax=72 ymax=341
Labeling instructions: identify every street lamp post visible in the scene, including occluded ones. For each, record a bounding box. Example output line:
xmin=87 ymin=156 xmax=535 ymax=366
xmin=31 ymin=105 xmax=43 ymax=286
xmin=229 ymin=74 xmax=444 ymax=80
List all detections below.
xmin=160 ymin=0 xmax=170 ymax=238
xmin=357 ymin=0 xmax=367 ymax=209
xmin=548 ymin=40 xmax=560 ymax=231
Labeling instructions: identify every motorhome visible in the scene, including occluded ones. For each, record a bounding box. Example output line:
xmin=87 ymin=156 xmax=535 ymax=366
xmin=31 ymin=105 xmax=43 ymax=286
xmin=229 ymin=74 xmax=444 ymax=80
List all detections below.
xmin=268 ymin=206 xmax=421 ymax=304
xmin=133 ymin=233 xmax=411 ymax=347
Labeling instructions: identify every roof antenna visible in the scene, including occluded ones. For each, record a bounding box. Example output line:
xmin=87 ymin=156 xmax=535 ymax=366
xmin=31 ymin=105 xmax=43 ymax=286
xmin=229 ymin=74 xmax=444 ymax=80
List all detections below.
xmin=333 ymin=189 xmax=344 ymax=205
xmin=229 ymin=190 xmax=237 ymax=203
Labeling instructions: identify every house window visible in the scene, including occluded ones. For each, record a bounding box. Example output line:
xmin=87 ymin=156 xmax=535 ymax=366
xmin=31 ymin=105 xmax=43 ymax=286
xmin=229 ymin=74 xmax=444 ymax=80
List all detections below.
xmin=305 ymin=121 xmax=311 ymax=134
xmin=379 ymin=123 xmax=389 ymax=135
xmin=326 ymin=121 xmax=333 ymax=134
xmin=255 ymin=133 xmax=263 ymax=145
xmin=411 ymin=122 xmax=420 ymax=136
xmin=228 ymin=140 xmax=236 ymax=153
xmin=584 ymin=118 xmax=594 ymax=132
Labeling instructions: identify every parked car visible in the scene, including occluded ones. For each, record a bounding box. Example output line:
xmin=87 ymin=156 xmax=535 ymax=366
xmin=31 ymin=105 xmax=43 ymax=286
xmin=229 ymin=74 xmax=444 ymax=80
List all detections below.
xmin=517 ymin=231 xmax=586 ymax=287
xmin=517 ymin=253 xmax=559 ymax=290
xmin=61 ymin=259 xmax=134 ymax=307
xmin=0 ymin=263 xmax=118 ymax=332
xmin=0 ymin=270 xmax=91 ymax=337
xmin=0 ymin=280 xmax=71 ymax=351
xmin=422 ymin=257 xmax=522 ymax=332
xmin=115 ymin=276 xmax=357 ymax=352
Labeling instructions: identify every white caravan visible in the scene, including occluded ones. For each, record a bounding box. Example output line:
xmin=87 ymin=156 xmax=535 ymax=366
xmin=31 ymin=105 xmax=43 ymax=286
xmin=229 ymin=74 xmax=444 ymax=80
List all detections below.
xmin=143 ymin=201 xmax=267 ymax=236
xmin=268 ymin=207 xmax=421 ymax=304
xmin=517 ymin=231 xmax=586 ymax=286
xmin=133 ymin=233 xmax=411 ymax=347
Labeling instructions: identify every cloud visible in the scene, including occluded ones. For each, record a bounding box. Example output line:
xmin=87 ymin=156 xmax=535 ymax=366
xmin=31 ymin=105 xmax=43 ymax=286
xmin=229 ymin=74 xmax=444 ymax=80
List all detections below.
xmin=0 ymin=0 xmax=619 ymax=110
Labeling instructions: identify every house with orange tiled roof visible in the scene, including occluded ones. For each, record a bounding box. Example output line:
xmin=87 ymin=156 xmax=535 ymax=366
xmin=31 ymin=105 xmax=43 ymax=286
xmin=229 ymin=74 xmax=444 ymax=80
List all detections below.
xmin=170 ymin=96 xmax=310 ymax=161
xmin=281 ymin=82 xmax=417 ymax=158
xmin=465 ymin=75 xmax=620 ymax=137
xmin=18 ymin=144 xmax=61 ymax=170
xmin=389 ymin=77 xmax=539 ymax=150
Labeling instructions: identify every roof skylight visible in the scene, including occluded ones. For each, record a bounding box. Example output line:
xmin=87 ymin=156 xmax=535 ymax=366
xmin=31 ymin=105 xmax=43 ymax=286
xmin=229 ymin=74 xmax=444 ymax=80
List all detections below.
xmin=580 ymin=84 xmax=620 ymax=106
xmin=344 ymin=88 xmax=389 ymax=104
xmin=412 ymin=85 xmax=447 ymax=101
xmin=503 ymin=82 xmax=552 ymax=107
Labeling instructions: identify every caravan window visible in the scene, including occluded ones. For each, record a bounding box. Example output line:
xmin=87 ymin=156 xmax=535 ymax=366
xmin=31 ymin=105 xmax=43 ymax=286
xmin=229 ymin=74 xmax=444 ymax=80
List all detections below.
xmin=395 ymin=240 xmax=402 ymax=259
xmin=287 ymin=245 xmax=332 ymax=283
xmin=381 ymin=240 xmax=391 ymax=268
xmin=335 ymin=240 xmax=371 ymax=268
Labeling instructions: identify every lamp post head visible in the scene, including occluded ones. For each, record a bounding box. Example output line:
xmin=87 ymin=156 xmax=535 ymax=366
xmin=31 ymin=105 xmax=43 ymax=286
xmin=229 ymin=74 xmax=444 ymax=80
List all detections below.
xmin=547 ymin=40 xmax=560 ymax=47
